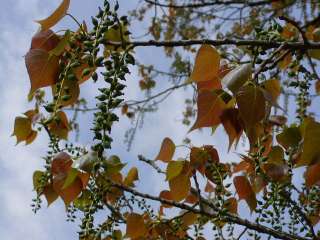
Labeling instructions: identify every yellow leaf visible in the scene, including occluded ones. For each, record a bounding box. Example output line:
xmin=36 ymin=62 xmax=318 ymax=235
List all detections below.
xmin=155 ymin=137 xmax=175 ymax=162
xmin=262 ymin=79 xmax=281 ymax=102
xmin=126 ymin=213 xmax=147 ymax=239
xmin=25 ymin=49 xmax=59 ymax=94
xmin=166 ymin=160 xmax=184 ymax=181
xmin=169 ymin=174 xmax=191 ymax=202
xmin=36 ymin=0 xmax=70 ymax=31
xmin=124 ymin=167 xmax=139 ymax=187
xmin=181 ymin=212 xmax=198 ymax=227
xmin=190 ymin=45 xmax=220 ymax=85
xmin=12 ymin=117 xmax=35 ymax=144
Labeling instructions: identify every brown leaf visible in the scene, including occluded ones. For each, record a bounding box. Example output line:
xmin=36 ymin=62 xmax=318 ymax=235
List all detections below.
xmin=155 ymin=137 xmax=175 ymax=162
xmin=48 ymin=111 xmax=70 ymax=139
xmin=159 ymin=190 xmax=173 ymax=208
xmin=234 ymin=176 xmax=256 ymax=211
xmin=225 ymin=197 xmax=238 ymax=214
xmin=220 ymin=108 xmax=244 ymax=151
xmin=51 ymin=152 xmax=72 ymax=176
xmin=305 ymin=163 xmax=320 ymax=188
xmin=126 ymin=213 xmax=147 ymax=239
xmin=204 ymin=181 xmax=215 ymax=193
xmin=236 ymin=84 xmax=266 ymax=128
xmin=181 ymin=212 xmax=198 ymax=227
xmin=269 ymin=115 xmax=287 ymax=126
xmin=263 ymin=163 xmax=289 ymax=182
xmin=276 ymin=126 xmax=301 ymax=150
xmin=25 ymin=49 xmax=59 ymax=94
xmin=315 ymin=80 xmax=320 ymax=95
xmin=43 ymin=184 xmax=59 ymax=206
xmin=262 ymin=79 xmax=281 ymax=102
xmin=31 ymin=30 xmax=60 ymax=51
xmin=36 ymin=0 xmax=70 ymax=31
xmin=190 ymin=90 xmax=226 ymax=131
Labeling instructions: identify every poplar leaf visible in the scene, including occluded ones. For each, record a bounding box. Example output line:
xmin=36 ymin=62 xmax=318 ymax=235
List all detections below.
xmin=234 ymin=176 xmax=256 ymax=211
xmin=48 ymin=111 xmax=70 ymax=139
xmin=190 ymin=45 xmax=220 ymax=84
xmin=300 ymin=119 xmax=320 ymax=166
xmin=305 ymin=162 xmax=320 ymax=188
xmin=155 ymin=137 xmax=175 ymax=162
xmin=25 ymin=49 xmax=59 ymax=94
xmin=43 ymin=184 xmax=59 ymax=206
xmin=124 ymin=167 xmax=139 ymax=187
xmin=276 ymin=126 xmax=301 ymax=150
xmin=36 ymin=0 xmax=70 ymax=31
xmin=190 ymin=90 xmax=226 ymax=131
xmin=236 ymin=85 xmax=266 ymax=128
xmin=126 ymin=213 xmax=147 ymax=239
xmin=31 ymin=30 xmax=60 ymax=51
xmin=220 ymin=108 xmax=244 ymax=151
xmin=169 ymin=174 xmax=191 ymax=202
xmin=166 ymin=161 xmax=184 ymax=181
xmin=221 ymin=63 xmax=252 ymax=93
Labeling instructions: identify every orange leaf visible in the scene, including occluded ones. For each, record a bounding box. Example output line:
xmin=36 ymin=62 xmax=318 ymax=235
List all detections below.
xmin=36 ymin=0 xmax=70 ymax=31
xmin=51 ymin=152 xmax=72 ymax=176
xmin=190 ymin=90 xmax=226 ymax=131
xmin=25 ymin=49 xmax=59 ymax=94
xmin=53 ymin=175 xmax=83 ymax=205
xmin=316 ymin=80 xmax=320 ymax=95
xmin=126 ymin=213 xmax=147 ymax=239
xmin=234 ymin=176 xmax=256 ymax=211
xmin=190 ymin=45 xmax=220 ymax=83
xmin=155 ymin=137 xmax=175 ymax=162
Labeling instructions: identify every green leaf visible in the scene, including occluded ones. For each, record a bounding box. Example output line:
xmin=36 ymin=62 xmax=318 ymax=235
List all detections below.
xmin=299 ymin=118 xmax=320 ymax=166
xmin=49 ymin=30 xmax=71 ymax=56
xmin=276 ymin=126 xmax=301 ymax=150
xmin=33 ymin=170 xmax=45 ymax=193
xmin=62 ymin=168 xmax=79 ymax=189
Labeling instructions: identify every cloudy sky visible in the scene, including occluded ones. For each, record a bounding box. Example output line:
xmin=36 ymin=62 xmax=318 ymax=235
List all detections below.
xmin=1 ymin=1 xmax=320 ymax=239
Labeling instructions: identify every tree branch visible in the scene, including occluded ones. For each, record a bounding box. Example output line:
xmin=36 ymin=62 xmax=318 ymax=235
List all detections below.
xmin=113 ymin=183 xmax=309 ymax=240
xmin=106 ymin=39 xmax=320 ymax=50
xmin=144 ymin=0 xmax=274 ymax=8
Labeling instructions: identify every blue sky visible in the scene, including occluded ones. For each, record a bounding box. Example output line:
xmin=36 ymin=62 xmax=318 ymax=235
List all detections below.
xmin=1 ymin=1 xmax=319 ymax=239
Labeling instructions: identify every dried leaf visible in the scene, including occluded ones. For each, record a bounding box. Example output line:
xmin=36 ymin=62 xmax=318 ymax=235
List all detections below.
xmin=169 ymin=174 xmax=191 ymax=202
xmin=31 ymin=30 xmax=60 ymax=51
xmin=305 ymin=162 xmax=320 ymax=188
